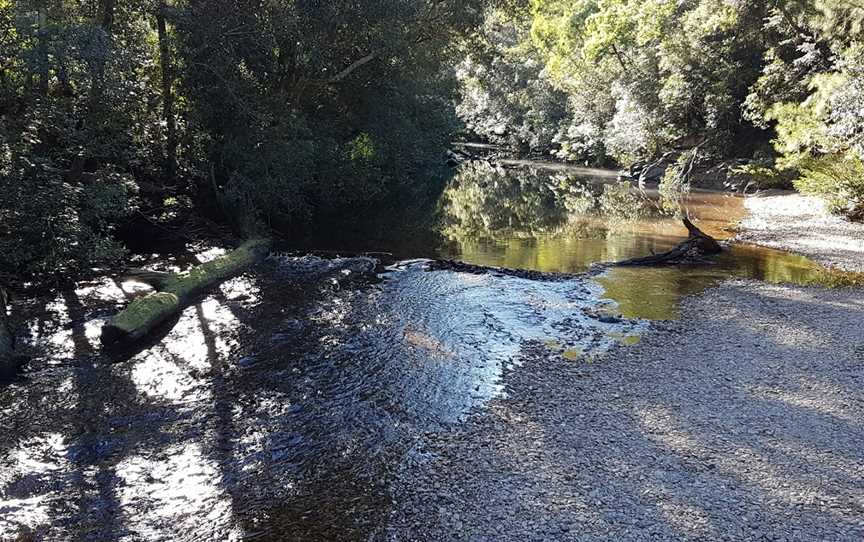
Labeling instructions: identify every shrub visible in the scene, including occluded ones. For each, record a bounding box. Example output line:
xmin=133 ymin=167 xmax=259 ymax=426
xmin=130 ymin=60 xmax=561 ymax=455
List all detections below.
xmin=793 ymin=152 xmax=864 ymax=220
xmin=0 ymin=147 xmax=134 ymax=281
xmin=731 ymin=163 xmax=792 ymax=189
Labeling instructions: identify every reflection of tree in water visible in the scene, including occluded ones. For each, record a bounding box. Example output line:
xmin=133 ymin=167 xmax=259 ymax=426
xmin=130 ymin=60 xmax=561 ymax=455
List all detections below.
xmin=442 ymin=163 xmax=567 ymax=239
xmin=442 ymin=162 xmax=649 ymax=242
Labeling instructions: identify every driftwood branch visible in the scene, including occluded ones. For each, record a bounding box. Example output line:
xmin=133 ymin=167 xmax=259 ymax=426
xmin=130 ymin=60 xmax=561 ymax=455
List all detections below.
xmin=102 ymin=239 xmax=271 ymax=345
xmin=613 ymin=218 xmax=722 ymax=266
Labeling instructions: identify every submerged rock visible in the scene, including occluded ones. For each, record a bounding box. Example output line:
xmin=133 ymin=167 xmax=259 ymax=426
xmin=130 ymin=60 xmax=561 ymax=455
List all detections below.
xmin=269 ymin=254 xmax=380 ymax=283
xmin=238 ymin=355 xmax=259 ymax=368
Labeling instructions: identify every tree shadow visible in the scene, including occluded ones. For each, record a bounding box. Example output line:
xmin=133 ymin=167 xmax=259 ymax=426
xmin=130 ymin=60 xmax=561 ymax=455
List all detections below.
xmin=379 ymin=283 xmax=864 ymax=540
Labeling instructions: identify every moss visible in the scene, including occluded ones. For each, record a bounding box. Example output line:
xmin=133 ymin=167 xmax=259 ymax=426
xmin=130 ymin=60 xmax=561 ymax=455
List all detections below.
xmin=109 ymin=292 xmax=179 ymax=334
xmin=161 ymin=239 xmax=271 ymax=298
xmin=102 ymin=239 xmax=271 ymax=345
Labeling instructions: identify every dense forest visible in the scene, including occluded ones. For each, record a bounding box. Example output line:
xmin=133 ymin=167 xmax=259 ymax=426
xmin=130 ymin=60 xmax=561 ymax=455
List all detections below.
xmin=1 ymin=0 xmax=863 ymax=288
xmin=460 ymin=1 xmax=864 ymax=210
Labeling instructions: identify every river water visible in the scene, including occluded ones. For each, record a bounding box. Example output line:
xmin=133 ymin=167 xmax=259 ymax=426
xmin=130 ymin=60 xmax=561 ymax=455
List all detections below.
xmin=0 ymin=163 xmax=848 ymax=541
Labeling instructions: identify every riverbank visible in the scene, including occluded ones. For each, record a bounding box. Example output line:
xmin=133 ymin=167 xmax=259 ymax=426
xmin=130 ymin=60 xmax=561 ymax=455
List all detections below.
xmin=737 ymin=192 xmax=864 ymax=273
xmin=379 ymin=281 xmax=864 ymax=541
xmin=378 ymin=193 xmax=864 ymax=541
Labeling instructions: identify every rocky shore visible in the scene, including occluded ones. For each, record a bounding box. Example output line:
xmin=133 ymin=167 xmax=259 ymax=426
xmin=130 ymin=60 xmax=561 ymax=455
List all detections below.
xmin=737 ymin=192 xmax=864 ymax=273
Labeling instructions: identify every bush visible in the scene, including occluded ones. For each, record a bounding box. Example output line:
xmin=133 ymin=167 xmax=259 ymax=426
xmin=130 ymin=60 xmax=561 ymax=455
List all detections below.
xmin=0 ymin=146 xmax=134 ymax=281
xmin=793 ymin=152 xmax=864 ymax=220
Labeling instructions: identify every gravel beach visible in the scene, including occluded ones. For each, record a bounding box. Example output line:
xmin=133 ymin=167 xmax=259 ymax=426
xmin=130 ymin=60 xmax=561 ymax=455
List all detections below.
xmin=737 ymin=192 xmax=864 ymax=273
xmin=378 ymin=193 xmax=864 ymax=541
xmin=378 ymin=282 xmax=864 ymax=541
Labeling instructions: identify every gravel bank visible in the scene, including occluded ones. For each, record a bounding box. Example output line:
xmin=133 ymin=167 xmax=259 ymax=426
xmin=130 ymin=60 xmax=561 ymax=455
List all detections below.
xmin=737 ymin=193 xmax=864 ymax=273
xmin=377 ymin=281 xmax=864 ymax=541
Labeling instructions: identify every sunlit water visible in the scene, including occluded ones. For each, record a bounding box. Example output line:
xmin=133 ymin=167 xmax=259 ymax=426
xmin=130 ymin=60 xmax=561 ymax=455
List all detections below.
xmin=437 ymin=164 xmax=849 ymax=319
xmin=1 ymin=162 xmax=856 ymax=541
xmin=0 ymin=253 xmax=640 ymax=540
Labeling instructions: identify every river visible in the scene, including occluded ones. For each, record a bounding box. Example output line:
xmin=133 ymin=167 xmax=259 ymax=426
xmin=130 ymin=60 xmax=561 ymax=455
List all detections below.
xmin=0 ymin=163 xmax=846 ymax=541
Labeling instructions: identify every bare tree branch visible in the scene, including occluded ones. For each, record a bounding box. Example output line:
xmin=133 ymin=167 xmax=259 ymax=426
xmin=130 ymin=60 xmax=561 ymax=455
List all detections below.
xmin=328 ymin=50 xmax=380 ymax=84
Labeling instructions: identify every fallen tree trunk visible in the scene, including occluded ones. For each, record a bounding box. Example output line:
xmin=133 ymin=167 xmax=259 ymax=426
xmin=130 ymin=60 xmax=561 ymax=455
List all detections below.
xmin=613 ymin=217 xmax=722 ymax=266
xmin=101 ymin=238 xmax=271 ymax=345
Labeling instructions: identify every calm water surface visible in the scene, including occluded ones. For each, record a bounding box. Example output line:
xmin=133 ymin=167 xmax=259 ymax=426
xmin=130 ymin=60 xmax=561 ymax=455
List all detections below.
xmin=436 ymin=163 xmax=842 ymax=319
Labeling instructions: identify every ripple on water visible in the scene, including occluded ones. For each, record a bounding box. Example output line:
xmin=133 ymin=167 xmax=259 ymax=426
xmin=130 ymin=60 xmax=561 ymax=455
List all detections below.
xmin=1 ymin=256 xmax=644 ymax=541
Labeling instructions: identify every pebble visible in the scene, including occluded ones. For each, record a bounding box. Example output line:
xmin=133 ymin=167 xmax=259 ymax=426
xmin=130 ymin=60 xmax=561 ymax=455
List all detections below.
xmin=380 ymin=281 xmax=864 ymax=541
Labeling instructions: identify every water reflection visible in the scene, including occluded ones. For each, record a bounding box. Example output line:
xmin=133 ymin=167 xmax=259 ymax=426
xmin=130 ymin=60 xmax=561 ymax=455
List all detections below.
xmin=439 ymin=163 xmax=846 ymax=319
xmin=598 ymin=246 xmax=826 ymax=319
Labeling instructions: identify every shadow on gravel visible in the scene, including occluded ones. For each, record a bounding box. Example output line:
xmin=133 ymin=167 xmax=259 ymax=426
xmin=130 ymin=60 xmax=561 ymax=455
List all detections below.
xmin=379 ymin=282 xmax=864 ymax=541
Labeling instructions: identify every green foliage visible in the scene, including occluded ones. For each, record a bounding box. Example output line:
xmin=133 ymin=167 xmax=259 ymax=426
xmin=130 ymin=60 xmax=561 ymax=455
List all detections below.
xmin=747 ymin=8 xmax=864 ymax=218
xmin=348 ymin=133 xmax=378 ymax=163
xmin=0 ymin=0 xmax=482 ymax=284
xmin=598 ymin=181 xmax=646 ymax=222
xmin=0 ymin=122 xmax=133 ymax=280
xmin=0 ymin=0 xmax=162 ymax=283
xmin=455 ymin=8 xmax=577 ymax=156
xmin=794 ymin=153 xmax=864 ymax=218
xmin=175 ymin=0 xmax=481 ymax=236
xmin=494 ymin=0 xmax=768 ymax=161
xmin=457 ymin=0 xmax=864 ymax=216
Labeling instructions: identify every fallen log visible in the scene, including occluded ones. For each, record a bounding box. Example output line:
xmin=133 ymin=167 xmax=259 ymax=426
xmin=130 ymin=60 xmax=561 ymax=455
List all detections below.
xmin=101 ymin=238 xmax=271 ymax=345
xmin=613 ymin=217 xmax=722 ymax=266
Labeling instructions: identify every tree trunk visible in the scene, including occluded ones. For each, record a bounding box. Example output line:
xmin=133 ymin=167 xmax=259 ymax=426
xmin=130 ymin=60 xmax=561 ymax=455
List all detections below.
xmin=0 ymin=287 xmax=19 ymax=378
xmin=613 ymin=218 xmax=722 ymax=266
xmin=37 ymin=9 xmax=49 ymax=95
xmin=156 ymin=4 xmax=177 ymax=182
xmin=101 ymin=239 xmax=271 ymax=345
xmin=100 ymin=0 xmax=116 ymax=32
xmin=86 ymin=0 xmax=116 ymax=112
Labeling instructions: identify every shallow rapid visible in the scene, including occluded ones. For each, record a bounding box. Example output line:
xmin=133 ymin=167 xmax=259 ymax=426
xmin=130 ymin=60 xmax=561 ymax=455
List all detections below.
xmin=0 ymin=253 xmax=641 ymax=541
xmin=1 ymin=164 xmax=857 ymax=541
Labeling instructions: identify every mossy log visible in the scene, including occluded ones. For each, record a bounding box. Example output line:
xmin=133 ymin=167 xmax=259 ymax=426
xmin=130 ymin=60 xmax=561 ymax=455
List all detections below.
xmin=101 ymin=238 xmax=271 ymax=345
xmin=613 ymin=218 xmax=722 ymax=266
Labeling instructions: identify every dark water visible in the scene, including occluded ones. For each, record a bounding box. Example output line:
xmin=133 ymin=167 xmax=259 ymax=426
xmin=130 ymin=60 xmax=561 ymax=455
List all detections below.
xmin=0 ymin=254 xmax=641 ymax=541
xmin=0 ymin=163 xmax=852 ymax=541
